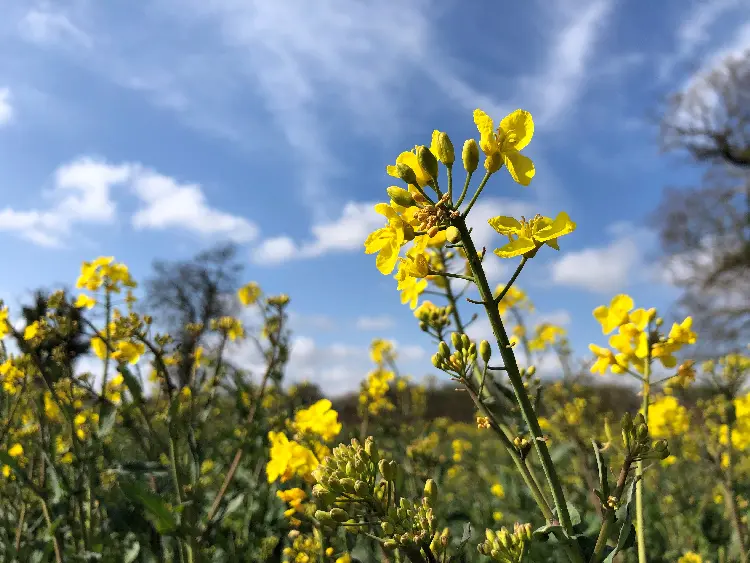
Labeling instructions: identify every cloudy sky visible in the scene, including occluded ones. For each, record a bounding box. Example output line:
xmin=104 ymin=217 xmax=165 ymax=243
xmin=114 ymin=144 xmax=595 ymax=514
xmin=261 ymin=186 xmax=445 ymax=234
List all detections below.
xmin=1 ymin=0 xmax=748 ymax=394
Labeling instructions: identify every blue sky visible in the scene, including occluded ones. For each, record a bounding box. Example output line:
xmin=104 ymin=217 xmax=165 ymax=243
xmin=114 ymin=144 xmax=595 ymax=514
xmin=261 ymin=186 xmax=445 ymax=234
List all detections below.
xmin=0 ymin=0 xmax=748 ymax=394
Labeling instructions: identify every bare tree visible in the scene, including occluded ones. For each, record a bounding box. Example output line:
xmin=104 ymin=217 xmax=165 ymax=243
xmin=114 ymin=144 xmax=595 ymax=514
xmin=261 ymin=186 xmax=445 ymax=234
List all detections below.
xmin=655 ymin=50 xmax=750 ymax=356
xmin=144 ymin=243 xmax=244 ymax=387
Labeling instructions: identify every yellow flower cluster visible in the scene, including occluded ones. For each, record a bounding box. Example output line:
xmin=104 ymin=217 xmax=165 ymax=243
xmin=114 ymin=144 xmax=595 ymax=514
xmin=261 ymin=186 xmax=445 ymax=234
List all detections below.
xmin=292 ymin=400 xmax=342 ymax=442
xmin=266 ymin=431 xmax=321 ymax=484
xmin=76 ymin=256 xmax=136 ymax=295
xmin=648 ymin=395 xmax=690 ymax=439
xmin=589 ymin=294 xmax=696 ymax=376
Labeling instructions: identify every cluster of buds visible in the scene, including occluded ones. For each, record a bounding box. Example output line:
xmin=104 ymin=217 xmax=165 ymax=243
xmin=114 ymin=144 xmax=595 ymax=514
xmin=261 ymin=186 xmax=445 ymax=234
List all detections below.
xmin=432 ymin=332 xmax=477 ymax=378
xmin=477 ymin=523 xmax=533 ymax=562
xmin=512 ymin=436 xmax=534 ymax=460
xmin=414 ymin=302 xmax=453 ymax=334
xmin=312 ymin=437 xmax=381 ymax=518
xmin=621 ymin=412 xmax=669 ymax=461
xmin=413 ymin=193 xmax=453 ymax=238
xmin=381 ymin=480 xmax=438 ymax=551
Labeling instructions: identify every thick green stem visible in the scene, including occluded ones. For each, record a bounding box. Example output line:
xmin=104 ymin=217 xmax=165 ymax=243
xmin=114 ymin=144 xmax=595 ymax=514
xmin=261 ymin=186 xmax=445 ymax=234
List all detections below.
xmin=455 ymin=219 xmax=580 ymax=555
xmin=636 ymin=361 xmax=651 ymax=563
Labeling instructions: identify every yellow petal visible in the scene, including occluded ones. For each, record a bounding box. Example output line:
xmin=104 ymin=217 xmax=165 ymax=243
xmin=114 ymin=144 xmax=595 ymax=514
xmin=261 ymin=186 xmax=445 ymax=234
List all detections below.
xmin=364 ymin=227 xmax=392 ymax=254
xmin=473 ymin=109 xmax=498 ymax=155
xmin=488 ymin=216 xmax=523 ymax=235
xmin=375 ymin=243 xmax=400 ymax=275
xmin=502 ymin=150 xmax=535 ymax=186
xmin=534 ymin=212 xmax=576 ymax=242
xmin=498 ymin=109 xmax=534 ymax=151
xmin=493 ymin=237 xmax=536 ymax=258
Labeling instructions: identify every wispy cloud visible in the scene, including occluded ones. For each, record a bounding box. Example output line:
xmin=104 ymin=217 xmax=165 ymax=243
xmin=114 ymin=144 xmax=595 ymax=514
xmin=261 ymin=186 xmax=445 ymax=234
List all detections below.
xmin=18 ymin=7 xmax=92 ymax=48
xmin=0 ymin=156 xmax=258 ymax=247
xmin=0 ymin=87 xmax=13 ymax=126
xmin=526 ymin=0 xmax=616 ymax=127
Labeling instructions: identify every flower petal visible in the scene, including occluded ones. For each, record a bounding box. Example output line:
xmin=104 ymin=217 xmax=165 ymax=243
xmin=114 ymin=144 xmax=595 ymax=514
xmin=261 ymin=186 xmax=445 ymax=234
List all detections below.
xmin=534 ymin=212 xmax=576 ymax=242
xmin=493 ymin=237 xmax=536 ymax=258
xmin=498 ymin=110 xmax=534 ymax=151
xmin=473 ymin=109 xmax=498 ymax=155
xmin=488 ymin=216 xmax=523 ymax=235
xmin=502 ymin=150 xmax=535 ymax=186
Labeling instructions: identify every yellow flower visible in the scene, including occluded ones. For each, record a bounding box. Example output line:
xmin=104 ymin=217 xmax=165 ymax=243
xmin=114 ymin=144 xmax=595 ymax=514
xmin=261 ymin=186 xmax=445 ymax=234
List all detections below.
xmin=111 ymin=341 xmax=145 ymax=364
xmin=8 ymin=443 xmax=23 ymax=458
xmin=91 ymin=337 xmax=108 ymax=359
xmin=490 ymin=483 xmax=505 ymax=499
xmin=23 ymin=321 xmax=40 ymax=341
xmin=364 ymin=204 xmax=411 ymax=275
xmin=488 ymin=213 xmax=576 ymax=258
xmin=395 ymin=251 xmax=430 ymax=280
xmin=593 ymin=295 xmax=634 ymax=335
xmin=0 ymin=306 xmax=9 ymax=339
xmin=293 ymin=399 xmax=342 ymax=442
xmin=238 ymin=282 xmax=261 ymax=306
xmin=473 ymin=108 xmax=535 ymax=184
xmin=397 ymin=275 xmax=427 ymax=310
xmin=677 ymin=552 xmax=703 ymax=563
xmin=386 ymin=149 xmax=432 ymax=188
xmin=668 ymin=317 xmax=697 ymax=346
xmin=649 ymin=396 xmax=689 ymax=438
xmin=74 ymin=294 xmax=97 ymax=309
xmin=370 ymin=339 xmax=395 ymax=364
xmin=266 ymin=432 xmax=320 ymax=484
xmin=589 ymin=344 xmax=626 ymax=375
xmin=493 ymin=511 xmax=504 ymax=522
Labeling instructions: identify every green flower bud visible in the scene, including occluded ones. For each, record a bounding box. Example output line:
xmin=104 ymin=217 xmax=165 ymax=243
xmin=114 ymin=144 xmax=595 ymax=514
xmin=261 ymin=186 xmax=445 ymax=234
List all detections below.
xmin=382 ymin=521 xmax=394 ymax=535
xmin=379 ymin=459 xmax=394 ymax=481
xmin=354 ymin=480 xmax=369 ymax=496
xmin=430 ymin=532 xmax=440 ymax=554
xmin=431 ymin=354 xmax=441 ymax=368
xmin=383 ymin=539 xmax=398 ymax=550
xmin=417 ymin=145 xmax=439 ymax=181
xmin=461 ymin=334 xmax=471 ymax=350
xmin=387 ymin=186 xmax=416 ymax=208
xmin=451 ymin=332 xmax=462 ymax=350
xmin=479 ymin=340 xmax=491 ymax=362
xmin=394 ymin=163 xmax=418 ymax=185
xmin=365 ymin=436 xmax=378 ymax=460
xmin=462 ymin=139 xmax=479 ymax=173
xmin=434 ymin=131 xmax=455 ymax=166
xmin=315 ymin=510 xmax=334 ymax=524
xmin=424 ymin=479 xmax=437 ymax=501
xmin=438 ymin=341 xmax=450 ymax=357
xmin=340 ymin=477 xmax=356 ymax=493
xmin=330 ymin=508 xmax=349 ymax=522
xmin=526 ymin=365 xmax=536 ymax=376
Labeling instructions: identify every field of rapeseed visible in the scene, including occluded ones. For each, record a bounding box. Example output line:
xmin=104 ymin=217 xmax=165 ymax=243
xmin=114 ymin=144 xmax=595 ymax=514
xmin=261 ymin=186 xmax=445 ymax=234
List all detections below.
xmin=0 ymin=108 xmax=748 ymax=563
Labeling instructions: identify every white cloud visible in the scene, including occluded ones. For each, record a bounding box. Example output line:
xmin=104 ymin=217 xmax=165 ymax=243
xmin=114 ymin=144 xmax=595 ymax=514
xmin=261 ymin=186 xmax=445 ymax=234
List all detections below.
xmin=130 ymin=168 xmax=258 ymax=242
xmin=549 ymin=223 xmax=657 ymax=294
xmin=529 ymin=0 xmax=615 ymax=126
xmin=18 ymin=8 xmax=92 ymax=48
xmin=659 ymin=0 xmax=744 ymax=80
xmin=0 ymin=88 xmax=12 ymax=126
xmin=0 ymin=156 xmax=258 ymax=247
xmin=355 ymin=315 xmax=395 ymax=331
xmin=251 ymin=201 xmax=382 ymax=265
xmin=535 ymin=309 xmax=572 ymax=327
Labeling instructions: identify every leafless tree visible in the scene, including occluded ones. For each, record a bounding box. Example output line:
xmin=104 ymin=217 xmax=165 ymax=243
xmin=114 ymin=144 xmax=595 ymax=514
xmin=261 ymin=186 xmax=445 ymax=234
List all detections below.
xmin=144 ymin=243 xmax=243 ymax=387
xmin=655 ymin=50 xmax=750 ymax=356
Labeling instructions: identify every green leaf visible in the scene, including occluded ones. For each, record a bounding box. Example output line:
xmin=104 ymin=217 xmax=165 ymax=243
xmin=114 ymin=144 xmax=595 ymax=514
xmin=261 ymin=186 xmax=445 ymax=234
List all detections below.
xmin=97 ymin=401 xmax=118 ymax=438
xmin=42 ymin=453 xmax=64 ymax=505
xmin=221 ymin=493 xmax=246 ymax=520
xmin=120 ymin=366 xmax=144 ymax=405
xmin=592 ymin=439 xmax=609 ymax=499
xmin=119 ymin=480 xmax=179 ymax=534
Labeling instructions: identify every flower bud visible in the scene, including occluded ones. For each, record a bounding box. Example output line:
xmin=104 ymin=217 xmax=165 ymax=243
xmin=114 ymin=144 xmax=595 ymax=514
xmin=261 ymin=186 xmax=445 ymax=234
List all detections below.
xmin=437 ymin=342 xmax=449 ymax=359
xmin=383 ymin=540 xmax=398 ymax=550
xmin=432 ymin=131 xmax=455 ymax=166
xmin=355 ymin=480 xmax=369 ymax=496
xmin=445 ymin=225 xmax=460 ymax=243
xmin=417 ymin=146 xmax=439 ymax=181
xmin=365 ymin=436 xmax=378 ymax=461
xmin=526 ymin=365 xmax=536 ymax=376
xmin=387 ymin=186 xmax=416 ymax=208
xmin=424 ymin=479 xmax=437 ymax=501
xmin=461 ymin=334 xmax=470 ymax=350
xmin=379 ymin=459 xmax=394 ymax=481
xmin=431 ymin=354 xmax=441 ymax=368
xmin=479 ymin=340 xmax=491 ymax=362
xmin=330 ymin=508 xmax=349 ymax=522
xmin=394 ymin=163 xmax=418 ymax=186
xmin=451 ymin=332 xmax=462 ymax=350
xmin=462 ymin=139 xmax=479 ymax=173
xmin=382 ymin=521 xmax=394 ymax=535
xmin=315 ymin=510 xmax=334 ymax=524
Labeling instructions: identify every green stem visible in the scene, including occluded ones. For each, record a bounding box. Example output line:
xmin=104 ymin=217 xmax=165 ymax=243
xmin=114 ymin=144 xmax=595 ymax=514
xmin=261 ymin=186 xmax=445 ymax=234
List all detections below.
xmin=446 ymin=165 xmax=453 ymax=203
xmin=455 ymin=171 xmax=474 ymax=208
xmin=590 ymin=460 xmax=633 ymax=562
xmin=455 ymin=218 xmax=578 ymax=545
xmin=635 ymin=360 xmax=651 ymax=563
xmin=461 ymin=171 xmax=492 ymax=217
